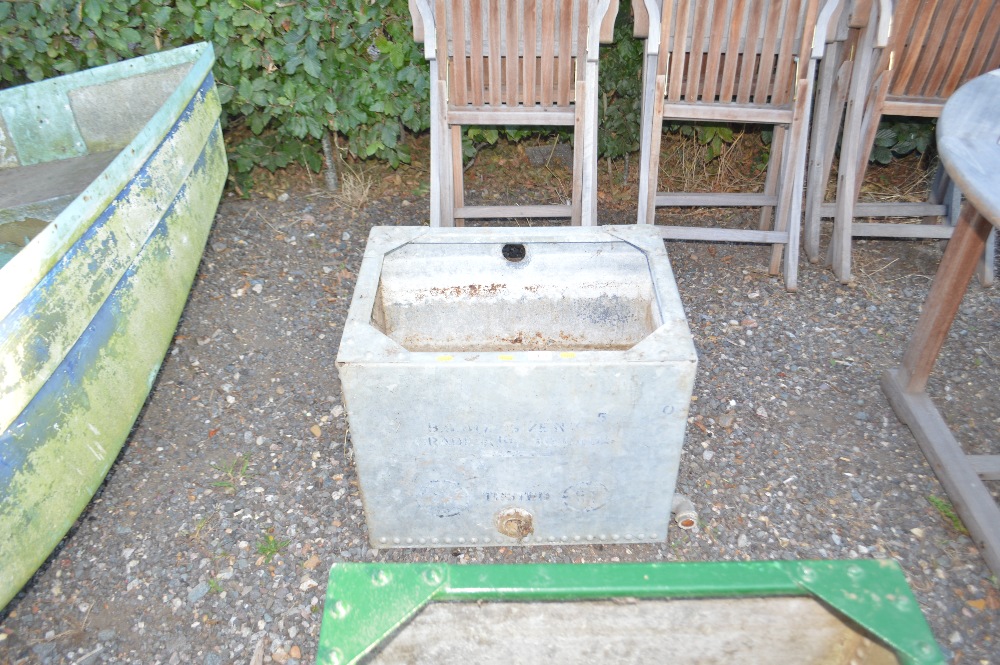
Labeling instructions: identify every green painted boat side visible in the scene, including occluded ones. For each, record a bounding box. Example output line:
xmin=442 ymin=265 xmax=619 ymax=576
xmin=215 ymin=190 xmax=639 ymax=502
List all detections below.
xmin=0 ymin=43 xmax=227 ymax=609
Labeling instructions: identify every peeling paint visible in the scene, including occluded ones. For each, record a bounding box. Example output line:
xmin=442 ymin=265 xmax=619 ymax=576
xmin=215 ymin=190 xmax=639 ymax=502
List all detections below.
xmin=0 ymin=118 xmax=17 ymax=168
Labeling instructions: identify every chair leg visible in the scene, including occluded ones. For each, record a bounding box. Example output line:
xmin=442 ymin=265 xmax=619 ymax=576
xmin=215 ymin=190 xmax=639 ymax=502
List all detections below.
xmin=636 ymin=54 xmax=663 ymax=226
xmin=770 ymin=72 xmax=814 ymax=291
xmin=428 ymin=72 xmax=447 ymax=227
xmin=759 ymin=126 xmax=785 ymax=234
xmin=830 ymin=44 xmax=882 ymax=280
xmin=978 ymin=229 xmax=996 ymax=287
xmin=437 ymin=81 xmax=459 ymax=227
xmin=450 ymin=125 xmax=465 ymax=227
xmin=924 ymin=164 xmax=953 ymax=227
xmin=436 ymin=125 xmax=455 ymax=227
xmin=930 ymin=166 xmax=998 ymax=287
xmin=805 ymin=42 xmax=851 ymax=263
xmin=765 ymin=126 xmax=788 ymax=274
xmin=829 ymin=160 xmax=855 ymax=281
xmin=580 ymin=63 xmax=601 ymax=226
xmin=769 ymin=138 xmax=792 ymax=283
xmin=782 ymin=72 xmax=818 ymax=292
xmin=803 ymin=47 xmax=835 ymax=262
xmin=571 ymin=109 xmax=584 ymax=225
xmin=829 ymin=1 xmax=891 ymax=283
xmin=572 ymin=78 xmax=588 ymax=225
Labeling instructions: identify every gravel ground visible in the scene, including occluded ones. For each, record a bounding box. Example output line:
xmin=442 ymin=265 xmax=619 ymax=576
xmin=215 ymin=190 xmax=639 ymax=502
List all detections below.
xmin=1 ymin=182 xmax=998 ymax=664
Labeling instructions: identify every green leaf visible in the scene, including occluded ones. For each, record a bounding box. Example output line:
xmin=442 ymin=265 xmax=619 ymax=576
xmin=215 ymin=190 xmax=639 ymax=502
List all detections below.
xmin=302 ymin=55 xmax=321 ymax=79
xmin=870 ymin=146 xmax=893 ymax=164
xmin=381 ymin=122 xmax=397 ymax=149
xmin=249 ymin=12 xmax=268 ymax=33
xmin=250 ymin=114 xmax=268 ymax=134
xmin=83 ymin=0 xmax=103 ymax=22
xmin=217 ymin=84 xmax=235 ymax=104
xmin=389 ymin=43 xmax=404 ymax=68
xmin=303 ymin=147 xmax=323 ymax=172
xmin=874 ymin=127 xmax=897 ymax=147
xmin=150 ymin=6 xmax=173 ymax=26
xmin=25 ymin=62 xmax=44 ymax=81
xmin=239 ymin=46 xmax=256 ymax=69
xmin=232 ymin=9 xmax=255 ymax=26
xmin=284 ymin=53 xmax=303 ymax=73
xmin=237 ymin=77 xmax=254 ymax=100
xmin=893 ymin=139 xmax=916 ymax=156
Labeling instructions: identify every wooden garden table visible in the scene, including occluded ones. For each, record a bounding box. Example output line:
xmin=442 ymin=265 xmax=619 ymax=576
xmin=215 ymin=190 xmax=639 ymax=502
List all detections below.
xmin=881 ymin=70 xmax=1000 ymax=576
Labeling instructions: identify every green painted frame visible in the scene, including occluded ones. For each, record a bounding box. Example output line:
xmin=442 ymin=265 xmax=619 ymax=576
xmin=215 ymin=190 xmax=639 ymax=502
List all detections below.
xmin=317 ymin=560 xmax=945 ymax=665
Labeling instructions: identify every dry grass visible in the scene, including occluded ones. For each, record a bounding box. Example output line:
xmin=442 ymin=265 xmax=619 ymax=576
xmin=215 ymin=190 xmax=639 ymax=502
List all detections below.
xmin=238 ymin=128 xmax=936 ymax=229
xmin=656 ymin=127 xmax=770 ymax=194
xmin=858 ymin=153 xmax=938 ymax=202
xmin=331 ymin=163 xmax=375 ymax=210
xmin=301 ymin=161 xmax=379 ymax=210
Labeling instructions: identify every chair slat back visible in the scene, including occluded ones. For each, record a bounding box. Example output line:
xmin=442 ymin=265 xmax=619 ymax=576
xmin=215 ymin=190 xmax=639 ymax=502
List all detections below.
xmin=654 ymin=0 xmax=820 ymax=106
xmin=883 ymin=0 xmax=1000 ymax=103
xmin=424 ymin=0 xmax=608 ymax=109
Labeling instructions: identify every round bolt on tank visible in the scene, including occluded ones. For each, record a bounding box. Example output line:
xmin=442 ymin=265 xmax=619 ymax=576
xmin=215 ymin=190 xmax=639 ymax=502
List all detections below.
xmin=496 ymin=508 xmax=534 ymax=539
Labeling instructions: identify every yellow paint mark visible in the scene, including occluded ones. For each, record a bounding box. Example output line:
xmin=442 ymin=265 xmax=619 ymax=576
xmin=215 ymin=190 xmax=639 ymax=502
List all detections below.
xmin=436 ymin=355 xmax=454 ymax=362
xmin=498 ymin=354 xmax=515 ymax=361
xmin=560 ymin=352 xmax=577 ymax=359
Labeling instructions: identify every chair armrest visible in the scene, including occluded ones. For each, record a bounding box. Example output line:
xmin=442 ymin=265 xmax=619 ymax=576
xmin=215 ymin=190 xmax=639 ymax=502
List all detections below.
xmin=873 ymin=0 xmax=892 ymax=48
xmin=813 ymin=0 xmax=848 ymax=58
xmin=631 ymin=0 xmax=651 ymax=39
xmin=409 ymin=0 xmax=424 ymax=44
xmin=600 ymin=0 xmax=621 ymax=43
xmin=847 ymin=0 xmax=892 ymax=47
xmin=631 ymin=0 xmax=661 ymax=53
xmin=409 ymin=0 xmax=435 ymax=58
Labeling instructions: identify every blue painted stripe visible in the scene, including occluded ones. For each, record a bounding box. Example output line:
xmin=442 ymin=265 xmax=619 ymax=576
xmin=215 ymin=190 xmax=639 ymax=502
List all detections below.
xmin=0 ymin=122 xmax=220 ymax=488
xmin=0 ymin=72 xmax=215 ymax=381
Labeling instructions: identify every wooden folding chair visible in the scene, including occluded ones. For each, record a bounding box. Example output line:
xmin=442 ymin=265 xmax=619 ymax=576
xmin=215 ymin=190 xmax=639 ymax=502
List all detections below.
xmin=632 ymin=0 xmax=837 ymax=291
xmin=409 ymin=0 xmax=619 ymax=227
xmin=803 ymin=0 xmax=884 ymax=271
xmin=803 ymin=0 xmax=1000 ymax=284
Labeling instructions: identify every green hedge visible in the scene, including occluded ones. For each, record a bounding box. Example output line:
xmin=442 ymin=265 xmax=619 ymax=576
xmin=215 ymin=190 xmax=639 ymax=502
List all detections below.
xmin=0 ymin=0 xmax=430 ymax=172
xmin=0 ymin=0 xmax=644 ymax=174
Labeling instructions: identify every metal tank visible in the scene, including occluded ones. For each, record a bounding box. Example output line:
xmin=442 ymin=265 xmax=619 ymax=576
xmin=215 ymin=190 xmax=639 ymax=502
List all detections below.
xmin=336 ymin=225 xmax=697 ymax=547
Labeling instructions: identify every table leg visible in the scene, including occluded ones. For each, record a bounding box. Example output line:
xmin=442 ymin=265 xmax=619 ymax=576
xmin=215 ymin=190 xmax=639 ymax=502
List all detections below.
xmin=898 ymin=205 xmax=994 ymax=393
xmin=882 ymin=203 xmax=1000 ymax=576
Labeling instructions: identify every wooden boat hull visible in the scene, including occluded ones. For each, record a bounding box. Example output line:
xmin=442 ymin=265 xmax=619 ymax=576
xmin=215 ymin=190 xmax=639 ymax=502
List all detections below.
xmin=0 ymin=44 xmax=226 ymax=609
